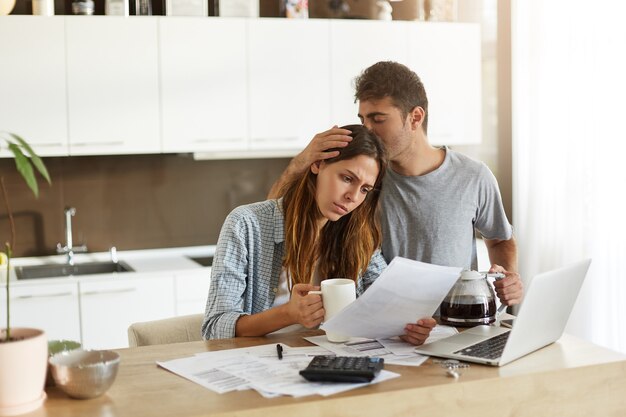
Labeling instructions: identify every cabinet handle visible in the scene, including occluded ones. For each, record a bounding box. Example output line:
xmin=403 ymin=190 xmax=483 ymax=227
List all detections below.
xmin=252 ymin=137 xmax=298 ymax=143
xmin=14 ymin=292 xmax=74 ymax=300
xmin=71 ymin=141 xmax=125 ymax=147
xmin=190 ymin=138 xmax=245 ymax=144
xmin=81 ymin=288 xmax=137 ymax=296
xmin=29 ymin=143 xmax=65 ymax=148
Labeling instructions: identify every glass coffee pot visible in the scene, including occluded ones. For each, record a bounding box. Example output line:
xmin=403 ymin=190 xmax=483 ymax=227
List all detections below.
xmin=440 ymin=270 xmax=498 ymax=326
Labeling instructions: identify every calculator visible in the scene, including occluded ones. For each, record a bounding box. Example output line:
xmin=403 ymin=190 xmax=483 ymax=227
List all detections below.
xmin=299 ymin=356 xmax=384 ymax=383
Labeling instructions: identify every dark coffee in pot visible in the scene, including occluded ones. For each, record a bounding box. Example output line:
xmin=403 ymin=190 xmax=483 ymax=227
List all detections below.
xmin=440 ymin=296 xmax=497 ymax=326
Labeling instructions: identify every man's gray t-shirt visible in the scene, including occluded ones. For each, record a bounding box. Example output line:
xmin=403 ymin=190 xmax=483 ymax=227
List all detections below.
xmin=380 ymin=148 xmax=512 ymax=270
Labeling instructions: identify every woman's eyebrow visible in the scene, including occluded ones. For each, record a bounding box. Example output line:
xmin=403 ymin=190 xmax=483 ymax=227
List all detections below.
xmin=346 ymin=169 xmax=374 ymax=188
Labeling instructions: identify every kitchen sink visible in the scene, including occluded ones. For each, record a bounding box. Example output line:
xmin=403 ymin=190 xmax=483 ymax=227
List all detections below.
xmin=187 ymin=256 xmax=213 ymax=267
xmin=15 ymin=261 xmax=134 ymax=280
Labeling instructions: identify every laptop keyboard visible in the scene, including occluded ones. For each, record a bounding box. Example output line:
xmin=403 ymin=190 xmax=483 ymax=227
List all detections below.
xmin=454 ymin=332 xmax=511 ymax=360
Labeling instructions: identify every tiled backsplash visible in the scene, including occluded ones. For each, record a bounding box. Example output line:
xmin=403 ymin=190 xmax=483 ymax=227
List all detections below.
xmin=0 ymin=154 xmax=289 ymax=257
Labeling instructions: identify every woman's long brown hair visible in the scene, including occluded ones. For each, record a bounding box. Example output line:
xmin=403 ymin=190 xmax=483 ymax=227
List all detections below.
xmin=281 ymin=125 xmax=388 ymax=289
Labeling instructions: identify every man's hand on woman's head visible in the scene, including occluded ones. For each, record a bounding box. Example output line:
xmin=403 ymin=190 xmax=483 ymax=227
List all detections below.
xmin=287 ymin=284 xmax=325 ymax=329
xmin=400 ymin=317 xmax=437 ymax=346
xmin=268 ymin=126 xmax=352 ymax=199
xmin=295 ymin=126 xmax=353 ymax=170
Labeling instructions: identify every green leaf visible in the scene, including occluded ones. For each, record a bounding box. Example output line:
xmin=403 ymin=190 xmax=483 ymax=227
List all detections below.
xmin=8 ymin=143 xmax=39 ymax=198
xmin=9 ymin=133 xmax=51 ymax=185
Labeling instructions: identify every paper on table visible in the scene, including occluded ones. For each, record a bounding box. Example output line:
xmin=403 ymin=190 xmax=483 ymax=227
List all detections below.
xmin=305 ymin=335 xmax=429 ymax=367
xmin=305 ymin=336 xmax=389 ymax=357
xmin=193 ymin=344 xmax=330 ymax=362
xmin=158 ymin=344 xmax=288 ymax=393
xmin=378 ymin=325 xmax=458 ymax=355
xmin=158 ymin=343 xmax=400 ymax=398
xmin=321 ymin=257 xmax=461 ymax=339
xmin=158 ymin=354 xmax=251 ymax=394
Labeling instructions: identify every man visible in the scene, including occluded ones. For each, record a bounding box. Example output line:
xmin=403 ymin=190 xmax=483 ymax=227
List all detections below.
xmin=269 ymin=61 xmax=523 ymax=345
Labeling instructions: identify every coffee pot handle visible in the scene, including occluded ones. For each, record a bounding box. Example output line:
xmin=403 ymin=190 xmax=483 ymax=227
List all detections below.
xmin=480 ymin=271 xmax=508 ymax=317
xmin=480 ymin=272 xmax=505 ymax=279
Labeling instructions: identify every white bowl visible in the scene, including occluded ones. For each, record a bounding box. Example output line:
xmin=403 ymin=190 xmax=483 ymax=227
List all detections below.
xmin=48 ymin=349 xmax=120 ymax=399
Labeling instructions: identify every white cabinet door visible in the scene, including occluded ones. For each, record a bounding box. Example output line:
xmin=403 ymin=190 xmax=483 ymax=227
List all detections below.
xmin=160 ymin=18 xmax=248 ymax=153
xmin=174 ymin=269 xmax=210 ymax=316
xmin=79 ymin=274 xmax=175 ymax=350
xmin=65 ymin=16 xmax=161 ymax=156
xmin=0 ymin=281 xmax=81 ymax=342
xmin=0 ymin=16 xmax=69 ymax=157
xmin=407 ymin=23 xmax=482 ymax=145
xmin=248 ymin=19 xmax=331 ymax=152
xmin=330 ymin=20 xmax=410 ymax=126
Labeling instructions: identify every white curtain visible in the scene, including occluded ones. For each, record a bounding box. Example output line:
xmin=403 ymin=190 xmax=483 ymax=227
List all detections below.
xmin=512 ymin=0 xmax=626 ymax=353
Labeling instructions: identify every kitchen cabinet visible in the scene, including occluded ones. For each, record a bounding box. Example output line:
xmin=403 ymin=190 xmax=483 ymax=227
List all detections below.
xmin=0 ymin=16 xmax=69 ymax=157
xmin=0 ymin=281 xmax=81 ymax=342
xmin=65 ymin=16 xmax=161 ymax=156
xmin=174 ymin=269 xmax=210 ymax=316
xmin=330 ymin=20 xmax=410 ymax=126
xmin=0 ymin=16 xmax=482 ymax=159
xmin=79 ymin=274 xmax=175 ymax=349
xmin=247 ymin=19 xmax=331 ymax=152
xmin=160 ymin=18 xmax=248 ymax=153
xmin=407 ymin=23 xmax=482 ymax=145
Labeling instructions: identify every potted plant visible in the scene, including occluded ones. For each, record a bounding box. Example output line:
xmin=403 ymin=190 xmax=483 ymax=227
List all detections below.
xmin=0 ymin=132 xmax=51 ymax=416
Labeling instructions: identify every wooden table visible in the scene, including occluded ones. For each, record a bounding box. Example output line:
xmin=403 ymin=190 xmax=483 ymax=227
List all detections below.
xmin=27 ymin=330 xmax=626 ymax=417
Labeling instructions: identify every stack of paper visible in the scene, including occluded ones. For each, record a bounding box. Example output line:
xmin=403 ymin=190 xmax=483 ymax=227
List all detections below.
xmin=157 ymin=343 xmax=400 ymax=398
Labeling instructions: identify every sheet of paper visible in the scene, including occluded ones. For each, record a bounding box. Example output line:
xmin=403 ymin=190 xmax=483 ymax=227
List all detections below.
xmin=304 ymin=336 xmax=385 ymax=357
xmin=321 ymin=257 xmax=461 ymax=339
xmin=228 ymin=357 xmax=398 ymax=398
xmin=424 ymin=325 xmax=459 ymax=343
xmin=378 ymin=325 xmax=459 ymax=355
xmin=193 ymin=343 xmax=291 ymax=359
xmin=159 ymin=343 xmax=289 ymax=393
xmin=305 ymin=335 xmax=429 ymax=367
xmin=158 ymin=354 xmax=251 ymax=394
xmin=253 ymin=345 xmax=333 ymax=363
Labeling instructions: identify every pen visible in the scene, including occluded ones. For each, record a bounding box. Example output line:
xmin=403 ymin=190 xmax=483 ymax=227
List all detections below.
xmin=276 ymin=344 xmax=283 ymax=360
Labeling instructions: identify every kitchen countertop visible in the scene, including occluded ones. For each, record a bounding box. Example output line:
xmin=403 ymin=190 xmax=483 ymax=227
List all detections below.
xmin=3 ymin=245 xmax=216 ymax=284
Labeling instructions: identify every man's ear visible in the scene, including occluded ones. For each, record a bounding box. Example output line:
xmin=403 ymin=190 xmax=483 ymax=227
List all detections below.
xmin=310 ymin=161 xmax=322 ymax=175
xmin=409 ymin=106 xmax=425 ymax=130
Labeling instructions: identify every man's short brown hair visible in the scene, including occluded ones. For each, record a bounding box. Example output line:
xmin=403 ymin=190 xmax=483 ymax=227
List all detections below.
xmin=354 ymin=61 xmax=429 ymax=133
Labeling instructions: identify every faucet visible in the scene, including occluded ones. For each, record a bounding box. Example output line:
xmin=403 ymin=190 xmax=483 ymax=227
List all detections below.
xmin=56 ymin=207 xmax=88 ymax=265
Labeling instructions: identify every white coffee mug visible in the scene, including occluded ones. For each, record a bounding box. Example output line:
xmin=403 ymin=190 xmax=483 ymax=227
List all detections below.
xmin=310 ymin=278 xmax=356 ymax=342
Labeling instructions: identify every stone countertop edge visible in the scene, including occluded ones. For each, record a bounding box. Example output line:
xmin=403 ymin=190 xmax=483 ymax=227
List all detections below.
xmin=3 ymin=245 xmax=216 ymax=284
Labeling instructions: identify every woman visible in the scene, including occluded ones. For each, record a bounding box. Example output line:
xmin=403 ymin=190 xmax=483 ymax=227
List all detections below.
xmin=202 ymin=125 xmax=388 ymax=339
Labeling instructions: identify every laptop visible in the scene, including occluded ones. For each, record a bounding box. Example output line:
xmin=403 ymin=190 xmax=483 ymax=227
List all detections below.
xmin=414 ymin=259 xmax=592 ymax=366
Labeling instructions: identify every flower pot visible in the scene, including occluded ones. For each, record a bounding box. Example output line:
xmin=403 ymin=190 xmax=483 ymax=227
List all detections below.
xmin=0 ymin=328 xmax=47 ymax=416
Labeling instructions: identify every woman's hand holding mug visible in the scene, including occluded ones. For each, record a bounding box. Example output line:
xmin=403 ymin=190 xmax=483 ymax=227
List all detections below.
xmin=309 ymin=278 xmax=356 ymax=342
xmin=288 ymin=284 xmax=325 ymax=329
